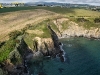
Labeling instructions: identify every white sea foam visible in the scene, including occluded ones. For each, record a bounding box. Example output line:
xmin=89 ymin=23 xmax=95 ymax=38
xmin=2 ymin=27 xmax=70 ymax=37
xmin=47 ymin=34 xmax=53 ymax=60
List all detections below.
xmin=59 ymin=43 xmax=66 ymax=62
xmin=67 ymin=44 xmax=72 ymax=47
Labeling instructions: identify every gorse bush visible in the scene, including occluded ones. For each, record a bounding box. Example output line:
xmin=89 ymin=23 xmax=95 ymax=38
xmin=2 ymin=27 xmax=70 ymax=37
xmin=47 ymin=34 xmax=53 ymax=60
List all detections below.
xmin=9 ymin=30 xmax=22 ymax=39
xmin=77 ymin=18 xmax=89 ymax=22
xmin=94 ymin=18 xmax=100 ymax=23
xmin=0 ymin=41 xmax=5 ymax=48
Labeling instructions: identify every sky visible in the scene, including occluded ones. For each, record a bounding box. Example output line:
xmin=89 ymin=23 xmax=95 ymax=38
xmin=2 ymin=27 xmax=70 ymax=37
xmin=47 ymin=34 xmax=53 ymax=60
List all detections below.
xmin=0 ymin=0 xmax=100 ymax=5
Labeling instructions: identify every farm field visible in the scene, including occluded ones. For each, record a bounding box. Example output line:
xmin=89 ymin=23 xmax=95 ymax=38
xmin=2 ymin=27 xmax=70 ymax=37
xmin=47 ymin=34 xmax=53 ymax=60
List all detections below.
xmin=0 ymin=7 xmax=59 ymax=41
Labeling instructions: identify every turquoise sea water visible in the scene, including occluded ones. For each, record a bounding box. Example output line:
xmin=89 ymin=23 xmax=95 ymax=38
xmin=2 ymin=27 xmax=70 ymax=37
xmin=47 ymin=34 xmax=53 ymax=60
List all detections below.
xmin=29 ymin=37 xmax=100 ymax=75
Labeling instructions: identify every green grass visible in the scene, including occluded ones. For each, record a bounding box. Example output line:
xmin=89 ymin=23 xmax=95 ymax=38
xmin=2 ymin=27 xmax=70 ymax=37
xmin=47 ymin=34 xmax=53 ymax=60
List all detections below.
xmin=37 ymin=7 xmax=100 ymax=18
xmin=37 ymin=6 xmax=75 ymax=14
xmin=50 ymin=21 xmax=59 ymax=32
xmin=69 ymin=9 xmax=100 ymax=17
xmin=1 ymin=6 xmax=100 ymax=18
xmin=0 ymin=30 xmax=24 ymax=63
xmin=24 ymin=34 xmax=35 ymax=49
xmin=28 ymin=20 xmax=51 ymax=38
xmin=0 ymin=6 xmax=38 ymax=13
xmin=24 ymin=20 xmax=52 ymax=49
xmin=0 ymin=39 xmax=16 ymax=62
xmin=62 ymin=21 xmax=70 ymax=30
xmin=71 ymin=18 xmax=100 ymax=29
xmin=38 ymin=7 xmax=100 ymax=29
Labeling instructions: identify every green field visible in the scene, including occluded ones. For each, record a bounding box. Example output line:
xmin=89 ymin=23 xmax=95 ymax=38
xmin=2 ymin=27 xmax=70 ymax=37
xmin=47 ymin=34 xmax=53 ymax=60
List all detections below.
xmin=38 ymin=7 xmax=100 ymax=17
xmin=1 ymin=6 xmax=100 ymax=17
xmin=0 ymin=6 xmax=38 ymax=13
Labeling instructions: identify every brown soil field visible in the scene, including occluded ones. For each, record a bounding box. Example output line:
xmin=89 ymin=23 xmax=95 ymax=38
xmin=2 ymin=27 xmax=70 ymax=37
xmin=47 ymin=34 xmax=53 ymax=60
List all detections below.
xmin=0 ymin=9 xmax=60 ymax=41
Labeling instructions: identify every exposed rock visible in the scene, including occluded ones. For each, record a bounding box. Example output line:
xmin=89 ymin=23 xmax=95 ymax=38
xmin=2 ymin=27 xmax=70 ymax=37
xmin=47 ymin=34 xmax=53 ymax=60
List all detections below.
xmin=52 ymin=18 xmax=100 ymax=39
xmin=31 ymin=25 xmax=66 ymax=61
xmin=47 ymin=25 xmax=67 ymax=62
xmin=60 ymin=21 xmax=100 ymax=38
xmin=48 ymin=25 xmax=61 ymax=55
xmin=33 ymin=37 xmax=55 ymax=57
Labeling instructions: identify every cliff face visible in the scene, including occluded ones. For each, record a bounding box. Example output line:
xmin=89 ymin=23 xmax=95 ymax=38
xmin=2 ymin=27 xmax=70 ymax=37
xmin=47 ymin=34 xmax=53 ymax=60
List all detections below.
xmin=23 ymin=24 xmax=65 ymax=63
xmin=48 ymin=25 xmax=66 ymax=62
xmin=32 ymin=25 xmax=61 ymax=57
xmin=0 ymin=36 xmax=32 ymax=75
xmin=61 ymin=22 xmax=100 ymax=38
xmin=53 ymin=18 xmax=100 ymax=39
xmin=32 ymin=37 xmax=55 ymax=56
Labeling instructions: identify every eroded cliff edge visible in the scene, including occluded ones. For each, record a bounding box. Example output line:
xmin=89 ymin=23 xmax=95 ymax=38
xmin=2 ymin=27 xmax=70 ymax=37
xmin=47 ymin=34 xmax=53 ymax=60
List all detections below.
xmin=53 ymin=18 xmax=100 ymax=39
xmin=61 ymin=22 xmax=100 ymax=38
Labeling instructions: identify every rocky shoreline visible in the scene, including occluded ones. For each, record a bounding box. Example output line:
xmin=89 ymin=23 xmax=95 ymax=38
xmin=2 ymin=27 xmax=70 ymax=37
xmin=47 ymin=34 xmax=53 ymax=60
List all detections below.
xmin=60 ymin=22 xmax=100 ymax=39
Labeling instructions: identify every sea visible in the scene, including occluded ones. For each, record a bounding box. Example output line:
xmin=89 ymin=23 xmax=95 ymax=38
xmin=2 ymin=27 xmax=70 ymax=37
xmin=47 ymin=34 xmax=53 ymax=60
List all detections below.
xmin=28 ymin=37 xmax=100 ymax=75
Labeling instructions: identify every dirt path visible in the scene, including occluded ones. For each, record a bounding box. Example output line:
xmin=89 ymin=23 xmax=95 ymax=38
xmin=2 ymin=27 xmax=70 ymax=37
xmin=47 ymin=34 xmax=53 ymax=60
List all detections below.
xmin=0 ymin=9 xmax=60 ymax=41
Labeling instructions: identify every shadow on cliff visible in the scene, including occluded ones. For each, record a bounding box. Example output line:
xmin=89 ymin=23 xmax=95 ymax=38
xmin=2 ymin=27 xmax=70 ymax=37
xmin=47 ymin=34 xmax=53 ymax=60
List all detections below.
xmin=48 ymin=24 xmax=70 ymax=64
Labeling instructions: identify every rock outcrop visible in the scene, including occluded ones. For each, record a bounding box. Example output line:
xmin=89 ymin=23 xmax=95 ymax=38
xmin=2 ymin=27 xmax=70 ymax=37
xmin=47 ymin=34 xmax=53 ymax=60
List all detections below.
xmin=61 ymin=22 xmax=100 ymax=38
xmin=48 ymin=25 xmax=66 ymax=62
xmin=30 ymin=25 xmax=66 ymax=62
xmin=31 ymin=37 xmax=54 ymax=61
xmin=53 ymin=18 xmax=100 ymax=39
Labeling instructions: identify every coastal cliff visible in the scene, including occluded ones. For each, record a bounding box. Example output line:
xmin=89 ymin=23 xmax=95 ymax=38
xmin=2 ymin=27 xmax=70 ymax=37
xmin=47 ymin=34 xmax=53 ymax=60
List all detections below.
xmin=0 ymin=24 xmax=65 ymax=75
xmin=61 ymin=22 xmax=100 ymax=38
xmin=29 ymin=25 xmax=64 ymax=58
xmin=0 ymin=36 xmax=33 ymax=75
xmin=53 ymin=18 xmax=100 ymax=39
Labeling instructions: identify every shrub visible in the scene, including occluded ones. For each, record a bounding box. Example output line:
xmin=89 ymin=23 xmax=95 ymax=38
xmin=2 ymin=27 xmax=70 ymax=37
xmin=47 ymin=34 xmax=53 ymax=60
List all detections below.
xmin=77 ymin=18 xmax=89 ymax=22
xmin=0 ymin=41 xmax=5 ymax=48
xmin=9 ymin=30 xmax=22 ymax=39
xmin=9 ymin=48 xmax=22 ymax=65
xmin=94 ymin=18 xmax=100 ymax=23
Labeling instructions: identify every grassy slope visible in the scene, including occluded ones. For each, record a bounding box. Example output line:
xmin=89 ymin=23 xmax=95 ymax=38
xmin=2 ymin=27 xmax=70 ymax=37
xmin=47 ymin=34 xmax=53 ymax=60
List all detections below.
xmin=0 ymin=39 xmax=16 ymax=62
xmin=37 ymin=7 xmax=100 ymax=17
xmin=24 ymin=20 xmax=51 ymax=49
xmin=0 ymin=7 xmax=59 ymax=41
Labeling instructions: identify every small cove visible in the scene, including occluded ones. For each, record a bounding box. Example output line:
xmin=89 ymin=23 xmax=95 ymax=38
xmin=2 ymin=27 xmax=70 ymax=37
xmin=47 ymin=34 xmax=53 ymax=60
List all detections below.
xmin=28 ymin=37 xmax=100 ymax=75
